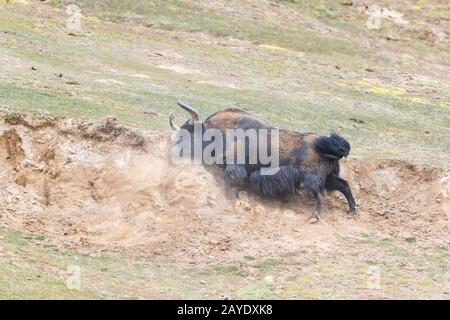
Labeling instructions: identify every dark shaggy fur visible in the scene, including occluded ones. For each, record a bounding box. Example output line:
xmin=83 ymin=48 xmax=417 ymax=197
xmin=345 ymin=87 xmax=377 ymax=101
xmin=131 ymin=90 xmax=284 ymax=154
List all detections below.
xmin=250 ymin=165 xmax=302 ymax=197
xmin=225 ymin=164 xmax=247 ymax=187
xmin=302 ymin=168 xmax=327 ymax=195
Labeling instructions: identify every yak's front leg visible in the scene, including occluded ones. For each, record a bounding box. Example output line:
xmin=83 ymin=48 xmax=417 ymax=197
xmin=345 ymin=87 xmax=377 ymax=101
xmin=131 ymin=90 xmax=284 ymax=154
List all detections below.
xmin=224 ymin=164 xmax=247 ymax=199
xmin=308 ymin=190 xmax=322 ymax=224
xmin=325 ymin=174 xmax=357 ymax=214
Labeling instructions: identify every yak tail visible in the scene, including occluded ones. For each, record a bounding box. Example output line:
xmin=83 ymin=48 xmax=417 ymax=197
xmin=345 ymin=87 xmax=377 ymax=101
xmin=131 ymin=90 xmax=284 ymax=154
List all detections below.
xmin=314 ymin=133 xmax=350 ymax=160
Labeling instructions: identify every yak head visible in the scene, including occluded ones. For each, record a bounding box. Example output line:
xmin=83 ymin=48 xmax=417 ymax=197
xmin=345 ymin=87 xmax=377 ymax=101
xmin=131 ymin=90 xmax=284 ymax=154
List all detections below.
xmin=169 ymin=101 xmax=204 ymax=161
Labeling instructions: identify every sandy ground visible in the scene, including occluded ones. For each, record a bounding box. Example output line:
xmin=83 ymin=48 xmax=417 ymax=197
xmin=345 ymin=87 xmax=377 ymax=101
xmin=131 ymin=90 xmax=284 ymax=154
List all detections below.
xmin=0 ymin=113 xmax=448 ymax=266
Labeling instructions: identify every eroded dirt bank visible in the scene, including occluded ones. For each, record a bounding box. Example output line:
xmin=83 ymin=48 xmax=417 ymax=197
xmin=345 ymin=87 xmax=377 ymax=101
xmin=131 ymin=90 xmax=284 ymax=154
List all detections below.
xmin=0 ymin=113 xmax=448 ymax=262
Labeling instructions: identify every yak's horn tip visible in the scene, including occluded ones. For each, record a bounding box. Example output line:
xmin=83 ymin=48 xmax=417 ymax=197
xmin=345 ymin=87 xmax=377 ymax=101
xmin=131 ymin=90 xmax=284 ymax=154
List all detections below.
xmin=177 ymin=100 xmax=199 ymax=121
xmin=169 ymin=112 xmax=180 ymax=131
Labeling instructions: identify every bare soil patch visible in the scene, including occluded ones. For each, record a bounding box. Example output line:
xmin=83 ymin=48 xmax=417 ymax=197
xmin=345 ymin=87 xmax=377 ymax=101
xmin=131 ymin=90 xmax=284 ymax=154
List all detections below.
xmin=0 ymin=113 xmax=448 ymax=263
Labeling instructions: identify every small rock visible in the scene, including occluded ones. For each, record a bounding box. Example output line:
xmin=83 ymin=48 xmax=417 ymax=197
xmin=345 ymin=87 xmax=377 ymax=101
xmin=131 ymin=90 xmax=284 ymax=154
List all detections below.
xmin=386 ymin=32 xmax=400 ymax=41
xmin=431 ymin=28 xmax=446 ymax=42
xmin=350 ymin=118 xmax=365 ymax=124
xmin=143 ymin=110 xmax=161 ymax=116
xmin=65 ymin=80 xmax=80 ymax=85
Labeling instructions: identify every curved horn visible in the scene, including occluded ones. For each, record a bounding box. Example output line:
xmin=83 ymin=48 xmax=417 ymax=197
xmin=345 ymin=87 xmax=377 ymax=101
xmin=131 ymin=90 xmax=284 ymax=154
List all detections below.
xmin=178 ymin=100 xmax=199 ymax=122
xmin=169 ymin=113 xmax=180 ymax=131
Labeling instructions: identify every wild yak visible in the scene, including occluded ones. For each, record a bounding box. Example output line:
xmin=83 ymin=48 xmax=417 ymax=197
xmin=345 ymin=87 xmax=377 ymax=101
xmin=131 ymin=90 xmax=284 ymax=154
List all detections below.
xmin=169 ymin=101 xmax=356 ymax=223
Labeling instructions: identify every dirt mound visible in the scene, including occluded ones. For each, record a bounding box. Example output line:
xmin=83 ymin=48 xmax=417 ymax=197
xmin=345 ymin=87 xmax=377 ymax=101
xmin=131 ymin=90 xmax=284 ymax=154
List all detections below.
xmin=0 ymin=113 xmax=448 ymax=261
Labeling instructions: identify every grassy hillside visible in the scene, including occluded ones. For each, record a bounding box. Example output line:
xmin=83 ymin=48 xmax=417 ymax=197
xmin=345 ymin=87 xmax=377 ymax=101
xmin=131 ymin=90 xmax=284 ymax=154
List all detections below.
xmin=0 ymin=0 xmax=449 ymax=165
xmin=1 ymin=226 xmax=448 ymax=299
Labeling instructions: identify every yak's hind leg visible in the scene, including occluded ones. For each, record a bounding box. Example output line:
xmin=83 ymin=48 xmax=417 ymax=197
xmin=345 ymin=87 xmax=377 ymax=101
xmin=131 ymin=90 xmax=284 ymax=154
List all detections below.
xmin=325 ymin=174 xmax=356 ymax=213
xmin=224 ymin=164 xmax=247 ymax=198
xmin=303 ymin=171 xmax=326 ymax=223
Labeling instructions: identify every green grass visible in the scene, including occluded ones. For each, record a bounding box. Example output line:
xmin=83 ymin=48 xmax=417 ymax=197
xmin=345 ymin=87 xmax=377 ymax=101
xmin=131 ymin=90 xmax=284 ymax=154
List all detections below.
xmin=0 ymin=224 xmax=448 ymax=299
xmin=235 ymin=283 xmax=275 ymax=299
xmin=0 ymin=263 xmax=101 ymax=299
xmin=405 ymin=237 xmax=416 ymax=244
xmin=69 ymin=0 xmax=361 ymax=55
xmin=258 ymin=258 xmax=282 ymax=271
xmin=0 ymin=82 xmax=109 ymax=118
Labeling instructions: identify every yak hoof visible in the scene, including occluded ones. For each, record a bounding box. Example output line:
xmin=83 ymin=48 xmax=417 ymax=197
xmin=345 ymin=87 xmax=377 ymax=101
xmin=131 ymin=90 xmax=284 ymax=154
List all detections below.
xmin=308 ymin=215 xmax=319 ymax=224
xmin=348 ymin=203 xmax=359 ymax=215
